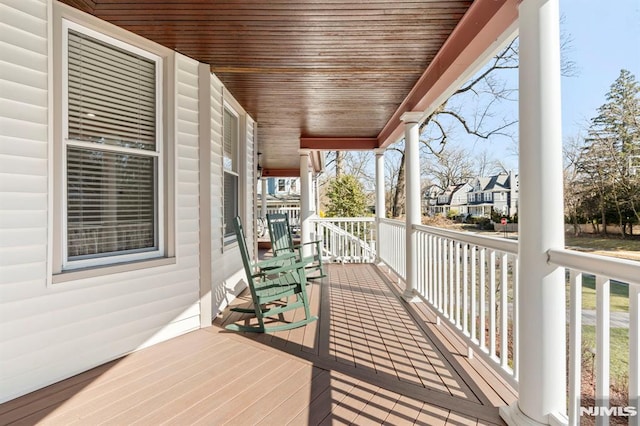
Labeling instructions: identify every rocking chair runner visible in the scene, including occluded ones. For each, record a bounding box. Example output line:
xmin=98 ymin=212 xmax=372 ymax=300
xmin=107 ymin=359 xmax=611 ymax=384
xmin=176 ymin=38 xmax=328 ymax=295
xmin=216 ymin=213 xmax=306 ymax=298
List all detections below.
xmin=266 ymin=213 xmax=326 ymax=279
xmin=225 ymin=216 xmax=318 ymax=333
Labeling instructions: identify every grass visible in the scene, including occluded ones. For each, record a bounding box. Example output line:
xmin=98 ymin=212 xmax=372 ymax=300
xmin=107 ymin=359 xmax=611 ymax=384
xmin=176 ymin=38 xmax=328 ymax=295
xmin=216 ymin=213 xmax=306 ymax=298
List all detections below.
xmin=581 ymin=325 xmax=629 ymax=389
xmin=565 ymin=234 xmax=640 ymax=253
xmin=580 ymin=275 xmax=630 ymax=312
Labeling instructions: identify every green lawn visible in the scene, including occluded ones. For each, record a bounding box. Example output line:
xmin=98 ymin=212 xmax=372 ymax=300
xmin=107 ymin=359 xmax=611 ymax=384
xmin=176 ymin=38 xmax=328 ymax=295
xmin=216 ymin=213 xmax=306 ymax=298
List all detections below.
xmin=581 ymin=325 xmax=629 ymax=388
xmin=565 ymin=235 xmax=640 ymax=252
xmin=580 ymin=275 xmax=630 ymax=312
xmin=564 ymin=235 xmax=635 ymax=312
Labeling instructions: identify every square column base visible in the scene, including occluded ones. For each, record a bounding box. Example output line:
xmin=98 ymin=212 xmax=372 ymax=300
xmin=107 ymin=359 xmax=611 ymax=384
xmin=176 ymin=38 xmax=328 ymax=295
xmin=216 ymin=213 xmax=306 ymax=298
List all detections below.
xmin=402 ymin=289 xmax=422 ymax=304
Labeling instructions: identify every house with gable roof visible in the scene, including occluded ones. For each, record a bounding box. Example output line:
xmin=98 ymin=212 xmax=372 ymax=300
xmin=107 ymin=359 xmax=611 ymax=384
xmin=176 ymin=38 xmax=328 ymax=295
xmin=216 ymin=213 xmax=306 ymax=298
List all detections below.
xmin=467 ymin=171 xmax=519 ymax=218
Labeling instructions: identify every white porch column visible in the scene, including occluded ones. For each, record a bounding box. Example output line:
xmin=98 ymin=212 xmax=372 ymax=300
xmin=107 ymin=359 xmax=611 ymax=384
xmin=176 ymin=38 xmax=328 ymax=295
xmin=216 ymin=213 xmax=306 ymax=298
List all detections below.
xmin=401 ymin=112 xmax=423 ymax=302
xmin=260 ymin=178 xmax=267 ymax=218
xmin=375 ymin=149 xmax=385 ymax=262
xmin=299 ymin=150 xmax=313 ymax=257
xmin=500 ymin=0 xmax=566 ymax=424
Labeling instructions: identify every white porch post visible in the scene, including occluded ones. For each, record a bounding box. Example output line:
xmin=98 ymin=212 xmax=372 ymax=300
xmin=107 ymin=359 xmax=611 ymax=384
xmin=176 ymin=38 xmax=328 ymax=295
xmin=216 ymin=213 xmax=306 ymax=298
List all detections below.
xmin=260 ymin=178 xmax=267 ymax=218
xmin=299 ymin=150 xmax=313 ymax=257
xmin=375 ymin=149 xmax=385 ymax=262
xmin=500 ymin=0 xmax=566 ymax=424
xmin=401 ymin=112 xmax=423 ymax=302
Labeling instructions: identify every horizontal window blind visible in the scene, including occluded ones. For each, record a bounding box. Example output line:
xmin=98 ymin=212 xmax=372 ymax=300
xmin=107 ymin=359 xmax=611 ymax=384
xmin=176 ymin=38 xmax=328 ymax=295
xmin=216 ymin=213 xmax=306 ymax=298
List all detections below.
xmin=223 ymin=108 xmax=237 ymax=172
xmin=67 ymin=147 xmax=156 ymax=259
xmin=64 ymin=24 xmax=160 ymax=264
xmin=223 ymin=172 xmax=238 ymax=238
xmin=223 ymin=107 xmax=239 ymax=241
xmin=68 ymin=29 xmax=156 ymax=151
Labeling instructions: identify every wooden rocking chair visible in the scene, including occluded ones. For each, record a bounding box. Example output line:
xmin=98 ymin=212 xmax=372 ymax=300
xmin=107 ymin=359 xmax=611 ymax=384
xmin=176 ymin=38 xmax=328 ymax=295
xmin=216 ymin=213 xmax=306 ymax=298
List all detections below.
xmin=225 ymin=216 xmax=318 ymax=333
xmin=266 ymin=213 xmax=326 ymax=279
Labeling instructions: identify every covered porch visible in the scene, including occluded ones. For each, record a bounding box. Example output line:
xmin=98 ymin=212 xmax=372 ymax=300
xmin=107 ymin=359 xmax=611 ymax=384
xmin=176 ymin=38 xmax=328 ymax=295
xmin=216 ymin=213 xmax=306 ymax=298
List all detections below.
xmin=0 ymin=263 xmax=514 ymax=425
xmin=2 ymin=0 xmax=638 ymax=424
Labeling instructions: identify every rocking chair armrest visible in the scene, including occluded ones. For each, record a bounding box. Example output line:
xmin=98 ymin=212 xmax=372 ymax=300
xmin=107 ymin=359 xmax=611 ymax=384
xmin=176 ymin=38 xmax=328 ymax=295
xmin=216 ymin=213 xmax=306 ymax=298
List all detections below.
xmin=292 ymin=240 xmax=322 ymax=249
xmin=273 ymin=247 xmax=294 ymax=257
xmin=257 ymin=260 xmax=309 ymax=276
xmin=253 ymin=252 xmax=297 ymax=269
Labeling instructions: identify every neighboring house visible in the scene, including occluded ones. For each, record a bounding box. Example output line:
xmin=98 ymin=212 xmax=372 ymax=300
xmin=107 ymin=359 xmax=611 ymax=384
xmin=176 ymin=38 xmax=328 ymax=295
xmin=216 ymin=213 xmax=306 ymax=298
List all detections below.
xmin=467 ymin=171 xmax=519 ymax=217
xmin=257 ymin=178 xmax=302 ymax=227
xmin=422 ymin=184 xmax=440 ymax=215
xmin=430 ymin=183 xmax=472 ymax=217
xmin=267 ymin=177 xmax=299 ymax=196
xmin=428 ymin=171 xmax=519 ymax=219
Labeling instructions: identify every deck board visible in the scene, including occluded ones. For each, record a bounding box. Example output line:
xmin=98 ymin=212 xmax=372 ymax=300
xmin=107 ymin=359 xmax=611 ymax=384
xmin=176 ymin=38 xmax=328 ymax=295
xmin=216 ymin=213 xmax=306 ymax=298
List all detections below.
xmin=0 ymin=263 xmax=514 ymax=425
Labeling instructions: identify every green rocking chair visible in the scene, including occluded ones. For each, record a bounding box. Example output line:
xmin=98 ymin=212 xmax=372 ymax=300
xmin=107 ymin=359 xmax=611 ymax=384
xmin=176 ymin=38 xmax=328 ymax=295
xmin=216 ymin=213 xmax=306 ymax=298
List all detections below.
xmin=225 ymin=216 xmax=318 ymax=333
xmin=266 ymin=213 xmax=326 ymax=279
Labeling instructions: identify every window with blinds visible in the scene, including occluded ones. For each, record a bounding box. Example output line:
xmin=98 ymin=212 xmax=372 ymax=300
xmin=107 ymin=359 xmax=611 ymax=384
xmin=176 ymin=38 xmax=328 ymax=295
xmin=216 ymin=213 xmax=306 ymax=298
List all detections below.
xmin=223 ymin=107 xmax=239 ymax=241
xmin=64 ymin=23 xmax=162 ymax=266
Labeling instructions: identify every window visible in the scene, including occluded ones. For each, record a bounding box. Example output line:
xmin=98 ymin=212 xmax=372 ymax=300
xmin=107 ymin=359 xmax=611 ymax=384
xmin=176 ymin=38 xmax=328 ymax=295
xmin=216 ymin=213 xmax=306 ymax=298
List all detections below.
xmin=62 ymin=21 xmax=163 ymax=269
xmin=223 ymin=106 xmax=239 ymax=242
xmin=278 ymin=179 xmax=286 ymax=192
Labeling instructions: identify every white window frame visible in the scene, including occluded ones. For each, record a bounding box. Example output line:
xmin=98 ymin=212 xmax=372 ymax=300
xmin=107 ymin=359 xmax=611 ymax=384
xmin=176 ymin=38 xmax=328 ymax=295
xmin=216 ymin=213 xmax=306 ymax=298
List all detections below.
xmin=222 ymin=102 xmax=240 ymax=245
xmin=60 ymin=20 xmax=164 ymax=270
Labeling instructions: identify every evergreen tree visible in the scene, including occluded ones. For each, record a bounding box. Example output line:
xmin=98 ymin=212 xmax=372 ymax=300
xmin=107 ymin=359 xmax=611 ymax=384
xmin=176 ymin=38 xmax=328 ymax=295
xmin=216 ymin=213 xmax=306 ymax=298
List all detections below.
xmin=578 ymin=69 xmax=640 ymax=236
xmin=325 ymin=175 xmax=368 ymax=218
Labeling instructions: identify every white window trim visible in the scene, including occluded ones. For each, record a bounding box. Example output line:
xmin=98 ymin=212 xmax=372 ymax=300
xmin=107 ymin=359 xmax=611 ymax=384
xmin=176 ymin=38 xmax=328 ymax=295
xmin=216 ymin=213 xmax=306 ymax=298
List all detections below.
xmin=60 ymin=19 xmax=165 ymax=271
xmin=222 ymin=102 xmax=241 ymax=246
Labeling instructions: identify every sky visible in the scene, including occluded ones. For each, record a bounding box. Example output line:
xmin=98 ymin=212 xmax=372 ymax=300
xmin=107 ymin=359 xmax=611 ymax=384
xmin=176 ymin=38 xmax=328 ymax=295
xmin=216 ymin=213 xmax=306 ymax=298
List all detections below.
xmin=444 ymin=0 xmax=640 ymax=172
xmin=559 ymin=0 xmax=640 ymax=139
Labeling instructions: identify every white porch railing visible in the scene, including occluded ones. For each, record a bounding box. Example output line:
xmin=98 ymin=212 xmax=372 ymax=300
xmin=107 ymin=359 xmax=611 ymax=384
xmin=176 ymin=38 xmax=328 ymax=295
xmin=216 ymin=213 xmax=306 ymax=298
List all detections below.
xmin=375 ymin=220 xmax=521 ymax=388
xmin=376 ymin=218 xmax=639 ymax=423
xmin=258 ymin=206 xmax=301 ymax=228
xmin=547 ymin=249 xmax=639 ymax=425
xmin=311 ymin=217 xmax=376 ymax=263
xmin=378 ymin=218 xmax=406 ymax=278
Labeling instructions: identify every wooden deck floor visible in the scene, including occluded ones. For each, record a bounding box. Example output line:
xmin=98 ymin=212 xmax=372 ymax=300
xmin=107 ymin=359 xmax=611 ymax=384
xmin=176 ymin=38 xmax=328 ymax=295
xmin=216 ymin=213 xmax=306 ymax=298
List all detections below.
xmin=0 ymin=264 xmax=516 ymax=425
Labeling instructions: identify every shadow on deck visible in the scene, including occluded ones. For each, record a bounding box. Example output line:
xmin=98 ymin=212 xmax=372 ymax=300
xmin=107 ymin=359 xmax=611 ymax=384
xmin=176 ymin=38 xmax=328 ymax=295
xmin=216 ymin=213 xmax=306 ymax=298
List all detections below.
xmin=0 ymin=264 xmax=515 ymax=425
xmin=214 ymin=263 xmax=516 ymax=424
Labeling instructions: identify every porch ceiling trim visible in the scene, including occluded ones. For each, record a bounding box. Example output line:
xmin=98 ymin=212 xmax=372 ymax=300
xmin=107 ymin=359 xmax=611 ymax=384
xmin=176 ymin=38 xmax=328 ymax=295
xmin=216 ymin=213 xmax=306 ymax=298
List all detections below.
xmin=300 ymin=137 xmax=378 ymax=151
xmin=261 ymin=168 xmax=300 ymax=178
xmin=376 ymin=0 xmax=519 ymax=148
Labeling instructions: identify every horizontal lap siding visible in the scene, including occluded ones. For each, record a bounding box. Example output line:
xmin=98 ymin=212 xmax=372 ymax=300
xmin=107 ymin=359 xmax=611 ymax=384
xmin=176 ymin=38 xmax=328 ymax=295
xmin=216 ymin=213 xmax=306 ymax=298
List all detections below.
xmin=245 ymin=117 xmax=255 ymax=245
xmin=0 ymin=3 xmax=201 ymax=403
xmin=210 ymin=75 xmax=223 ymax=250
xmin=210 ymin=78 xmax=245 ymax=315
xmin=0 ymin=0 xmax=49 ymax=301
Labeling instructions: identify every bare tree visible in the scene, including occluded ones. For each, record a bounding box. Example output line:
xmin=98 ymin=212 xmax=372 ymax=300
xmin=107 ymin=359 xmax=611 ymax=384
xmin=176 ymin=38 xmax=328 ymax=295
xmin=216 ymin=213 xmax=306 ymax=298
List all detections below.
xmin=387 ymin=28 xmax=577 ymax=217
xmin=388 ymin=38 xmax=519 ymax=217
xmin=423 ymin=147 xmax=476 ymax=191
xmin=563 ymin=135 xmax=586 ymax=235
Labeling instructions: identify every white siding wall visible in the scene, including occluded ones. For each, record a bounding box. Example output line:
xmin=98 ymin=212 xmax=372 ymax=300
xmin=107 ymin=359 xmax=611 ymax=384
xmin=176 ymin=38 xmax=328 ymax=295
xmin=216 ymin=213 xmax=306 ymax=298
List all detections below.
xmin=210 ymin=80 xmax=247 ymax=315
xmin=0 ymin=2 xmax=203 ymax=403
xmin=245 ymin=117 xmax=255 ymax=245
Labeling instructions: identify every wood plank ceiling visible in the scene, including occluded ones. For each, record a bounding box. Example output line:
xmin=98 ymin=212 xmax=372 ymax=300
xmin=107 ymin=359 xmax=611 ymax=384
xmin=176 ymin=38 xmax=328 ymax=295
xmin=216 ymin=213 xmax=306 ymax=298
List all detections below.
xmin=59 ymin=0 xmax=473 ymax=172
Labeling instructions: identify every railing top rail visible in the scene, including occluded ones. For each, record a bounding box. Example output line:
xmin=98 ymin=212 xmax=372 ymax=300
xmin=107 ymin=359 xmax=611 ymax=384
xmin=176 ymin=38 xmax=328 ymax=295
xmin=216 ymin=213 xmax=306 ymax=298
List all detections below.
xmin=263 ymin=206 xmax=300 ymax=211
xmin=548 ymin=248 xmax=640 ymax=286
xmin=310 ymin=217 xmax=375 ymax=223
xmin=379 ymin=218 xmax=404 ymax=226
xmin=414 ymin=223 xmax=518 ymax=255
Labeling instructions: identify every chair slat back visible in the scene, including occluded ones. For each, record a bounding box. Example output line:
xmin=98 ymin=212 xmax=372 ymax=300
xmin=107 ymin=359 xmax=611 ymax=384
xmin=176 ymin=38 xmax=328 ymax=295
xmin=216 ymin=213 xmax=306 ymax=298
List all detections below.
xmin=267 ymin=213 xmax=294 ymax=255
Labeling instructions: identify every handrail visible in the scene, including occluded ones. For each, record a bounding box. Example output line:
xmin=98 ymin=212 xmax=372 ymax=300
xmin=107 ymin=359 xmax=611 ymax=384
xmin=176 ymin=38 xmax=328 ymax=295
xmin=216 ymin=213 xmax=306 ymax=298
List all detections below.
xmin=547 ymin=247 xmax=640 ymax=285
xmin=547 ymin=246 xmax=638 ymax=424
xmin=310 ymin=217 xmax=376 ymax=263
xmin=414 ymin=224 xmax=518 ymax=255
xmin=318 ymin=215 xmax=639 ymax=422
